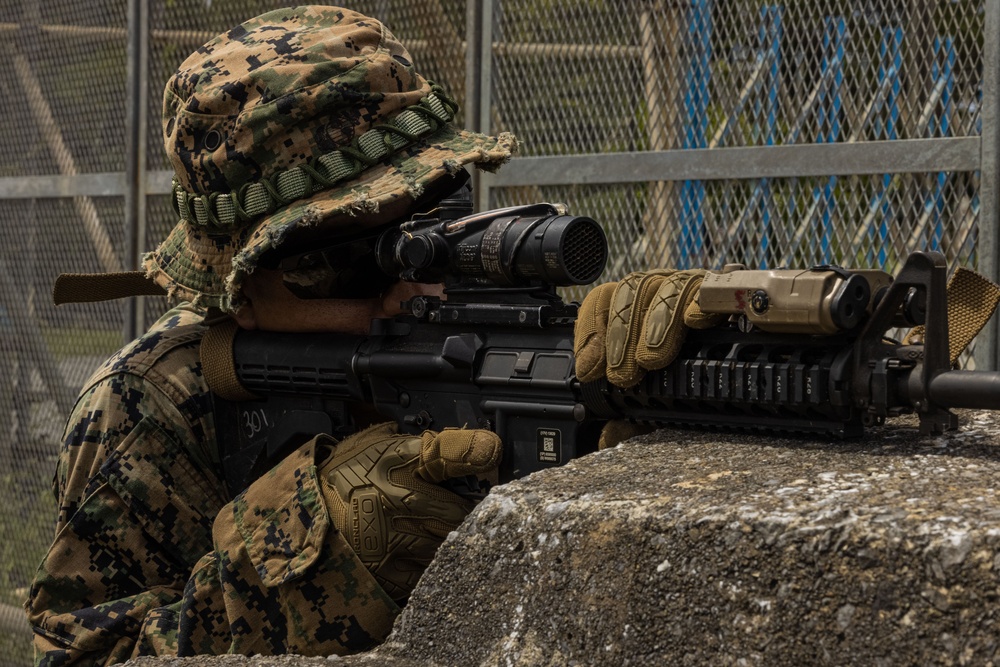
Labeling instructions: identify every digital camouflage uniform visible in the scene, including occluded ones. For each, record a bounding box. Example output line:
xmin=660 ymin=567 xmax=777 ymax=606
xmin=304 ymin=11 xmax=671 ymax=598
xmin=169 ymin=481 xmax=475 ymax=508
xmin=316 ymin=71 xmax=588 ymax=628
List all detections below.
xmin=27 ymin=6 xmax=513 ymax=666
xmin=26 ymin=304 xmax=399 ymax=665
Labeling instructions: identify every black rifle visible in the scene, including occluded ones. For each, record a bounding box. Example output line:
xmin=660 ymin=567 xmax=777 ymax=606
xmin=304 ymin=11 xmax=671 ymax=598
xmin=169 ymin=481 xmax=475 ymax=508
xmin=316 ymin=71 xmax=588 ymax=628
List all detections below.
xmin=216 ymin=203 xmax=1000 ymax=493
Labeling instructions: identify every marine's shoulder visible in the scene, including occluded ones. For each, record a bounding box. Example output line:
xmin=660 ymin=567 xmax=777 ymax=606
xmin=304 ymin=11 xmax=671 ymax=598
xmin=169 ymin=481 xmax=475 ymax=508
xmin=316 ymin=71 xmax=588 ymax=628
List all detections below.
xmin=86 ymin=303 xmax=207 ymax=389
xmin=63 ymin=303 xmax=219 ymax=477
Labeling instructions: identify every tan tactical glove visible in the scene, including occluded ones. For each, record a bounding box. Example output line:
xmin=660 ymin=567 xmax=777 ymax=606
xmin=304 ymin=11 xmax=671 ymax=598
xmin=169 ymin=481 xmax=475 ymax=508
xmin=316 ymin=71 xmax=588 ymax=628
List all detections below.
xmin=575 ymin=269 xmax=724 ymax=388
xmin=319 ymin=422 xmax=501 ymax=604
xmin=574 ymin=269 xmax=725 ymax=448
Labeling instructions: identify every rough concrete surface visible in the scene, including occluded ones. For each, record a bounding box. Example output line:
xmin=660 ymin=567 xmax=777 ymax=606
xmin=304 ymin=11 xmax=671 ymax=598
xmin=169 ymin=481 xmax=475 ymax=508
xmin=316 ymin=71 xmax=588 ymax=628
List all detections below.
xmin=124 ymin=411 xmax=1000 ymax=667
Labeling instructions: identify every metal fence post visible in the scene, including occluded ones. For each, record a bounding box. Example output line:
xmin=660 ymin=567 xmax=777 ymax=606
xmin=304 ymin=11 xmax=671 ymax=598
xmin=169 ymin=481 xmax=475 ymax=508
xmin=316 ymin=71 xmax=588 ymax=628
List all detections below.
xmin=124 ymin=0 xmax=148 ymax=342
xmin=466 ymin=0 xmax=494 ymax=212
xmin=976 ymin=0 xmax=999 ymax=371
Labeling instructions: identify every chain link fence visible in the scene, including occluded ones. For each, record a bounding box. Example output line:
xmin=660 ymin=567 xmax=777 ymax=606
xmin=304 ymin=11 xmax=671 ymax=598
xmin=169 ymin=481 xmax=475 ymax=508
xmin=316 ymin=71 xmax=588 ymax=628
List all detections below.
xmin=0 ymin=1 xmax=996 ymax=663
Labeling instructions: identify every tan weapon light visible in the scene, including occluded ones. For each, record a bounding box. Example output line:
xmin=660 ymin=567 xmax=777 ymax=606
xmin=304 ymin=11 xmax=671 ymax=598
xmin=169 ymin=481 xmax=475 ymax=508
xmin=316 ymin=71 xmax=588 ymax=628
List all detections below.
xmin=698 ymin=265 xmax=895 ymax=334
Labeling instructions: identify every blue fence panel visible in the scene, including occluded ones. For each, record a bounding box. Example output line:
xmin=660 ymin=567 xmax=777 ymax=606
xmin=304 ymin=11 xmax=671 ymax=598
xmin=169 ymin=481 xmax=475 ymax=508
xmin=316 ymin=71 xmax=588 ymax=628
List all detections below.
xmin=679 ymin=0 xmax=712 ymax=268
xmin=928 ymin=36 xmax=956 ymax=251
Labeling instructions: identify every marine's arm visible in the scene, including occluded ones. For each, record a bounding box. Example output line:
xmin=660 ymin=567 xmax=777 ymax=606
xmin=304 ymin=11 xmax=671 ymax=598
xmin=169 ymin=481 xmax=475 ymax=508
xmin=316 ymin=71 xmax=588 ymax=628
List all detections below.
xmin=28 ymin=305 xmax=501 ymax=664
xmin=28 ymin=364 xmax=226 ymax=666
xmin=26 ymin=303 xmax=228 ymax=666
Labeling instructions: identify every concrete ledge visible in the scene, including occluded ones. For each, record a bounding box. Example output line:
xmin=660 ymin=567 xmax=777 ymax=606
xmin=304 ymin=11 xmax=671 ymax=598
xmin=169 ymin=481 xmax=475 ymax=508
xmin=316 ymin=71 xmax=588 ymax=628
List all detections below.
xmin=126 ymin=411 xmax=1000 ymax=667
xmin=381 ymin=411 xmax=1000 ymax=666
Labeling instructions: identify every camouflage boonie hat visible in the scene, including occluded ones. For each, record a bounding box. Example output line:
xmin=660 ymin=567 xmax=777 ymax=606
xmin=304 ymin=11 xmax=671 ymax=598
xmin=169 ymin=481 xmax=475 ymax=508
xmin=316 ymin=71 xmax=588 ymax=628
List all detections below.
xmin=145 ymin=5 xmax=516 ymax=311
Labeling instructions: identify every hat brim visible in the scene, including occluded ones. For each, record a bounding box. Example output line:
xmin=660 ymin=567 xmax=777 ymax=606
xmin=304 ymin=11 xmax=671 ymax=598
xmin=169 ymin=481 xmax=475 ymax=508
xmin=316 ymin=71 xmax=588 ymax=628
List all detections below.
xmin=144 ymin=126 xmax=516 ymax=311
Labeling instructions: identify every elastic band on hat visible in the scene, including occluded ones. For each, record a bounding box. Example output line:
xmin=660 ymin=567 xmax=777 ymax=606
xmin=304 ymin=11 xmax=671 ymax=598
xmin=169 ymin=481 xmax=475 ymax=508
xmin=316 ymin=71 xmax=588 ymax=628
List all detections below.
xmin=172 ymin=87 xmax=458 ymax=231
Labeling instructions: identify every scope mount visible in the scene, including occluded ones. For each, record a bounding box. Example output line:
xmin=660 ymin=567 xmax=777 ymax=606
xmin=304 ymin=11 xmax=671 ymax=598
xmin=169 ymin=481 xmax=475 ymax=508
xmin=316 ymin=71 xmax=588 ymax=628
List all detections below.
xmin=405 ymin=288 xmax=579 ymax=328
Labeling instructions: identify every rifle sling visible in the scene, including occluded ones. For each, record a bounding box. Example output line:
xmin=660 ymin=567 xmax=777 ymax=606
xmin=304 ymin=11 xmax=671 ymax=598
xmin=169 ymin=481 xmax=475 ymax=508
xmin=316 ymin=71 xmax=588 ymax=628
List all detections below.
xmin=200 ymin=318 xmax=259 ymax=402
xmin=200 ymin=318 xmax=278 ymax=496
xmin=52 ymin=271 xmax=166 ymax=305
xmin=904 ymin=267 xmax=1000 ymax=365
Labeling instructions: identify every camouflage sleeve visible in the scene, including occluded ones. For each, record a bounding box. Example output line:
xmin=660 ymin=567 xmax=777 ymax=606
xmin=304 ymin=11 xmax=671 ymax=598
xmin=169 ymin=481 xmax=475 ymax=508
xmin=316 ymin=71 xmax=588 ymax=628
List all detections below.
xmin=25 ymin=307 xmax=229 ymax=667
xmin=27 ymin=305 xmax=401 ymax=664
xmin=176 ymin=435 xmax=400 ymax=657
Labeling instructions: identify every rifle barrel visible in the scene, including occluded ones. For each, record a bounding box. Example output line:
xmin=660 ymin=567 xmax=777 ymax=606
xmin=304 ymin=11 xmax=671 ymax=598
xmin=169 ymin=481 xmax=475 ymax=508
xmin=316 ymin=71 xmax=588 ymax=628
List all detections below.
xmin=929 ymin=370 xmax=1000 ymax=410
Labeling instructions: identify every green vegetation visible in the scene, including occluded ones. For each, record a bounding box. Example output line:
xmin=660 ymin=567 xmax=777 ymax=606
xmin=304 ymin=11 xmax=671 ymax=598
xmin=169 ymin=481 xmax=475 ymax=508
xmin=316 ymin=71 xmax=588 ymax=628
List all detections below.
xmin=0 ymin=632 xmax=33 ymax=667
xmin=1 ymin=470 xmax=54 ymax=608
xmin=41 ymin=326 xmax=121 ymax=360
xmin=0 ymin=463 xmax=54 ymax=666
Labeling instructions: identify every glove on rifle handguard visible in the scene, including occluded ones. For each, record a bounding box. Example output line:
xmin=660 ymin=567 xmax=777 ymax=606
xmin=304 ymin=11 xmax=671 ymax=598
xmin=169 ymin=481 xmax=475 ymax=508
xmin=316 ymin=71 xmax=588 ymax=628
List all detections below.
xmin=574 ymin=269 xmax=726 ymax=449
xmin=319 ymin=422 xmax=501 ymax=604
xmin=574 ymin=269 xmax=725 ymax=388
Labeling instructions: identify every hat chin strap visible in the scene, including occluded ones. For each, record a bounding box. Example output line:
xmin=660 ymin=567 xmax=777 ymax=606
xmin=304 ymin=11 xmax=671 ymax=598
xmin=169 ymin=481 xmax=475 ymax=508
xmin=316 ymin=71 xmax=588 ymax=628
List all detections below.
xmin=52 ymin=271 xmax=166 ymax=305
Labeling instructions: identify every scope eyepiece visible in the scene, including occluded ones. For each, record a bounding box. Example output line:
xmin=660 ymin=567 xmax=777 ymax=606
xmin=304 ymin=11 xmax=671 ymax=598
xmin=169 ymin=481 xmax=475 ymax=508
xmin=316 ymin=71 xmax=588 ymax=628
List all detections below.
xmin=377 ymin=203 xmax=608 ymax=287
